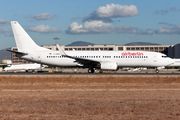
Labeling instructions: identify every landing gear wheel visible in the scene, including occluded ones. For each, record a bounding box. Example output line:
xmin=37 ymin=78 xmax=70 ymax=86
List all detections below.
xmin=88 ymin=68 xmax=95 ymax=73
xmin=155 ymin=69 xmax=159 ymax=73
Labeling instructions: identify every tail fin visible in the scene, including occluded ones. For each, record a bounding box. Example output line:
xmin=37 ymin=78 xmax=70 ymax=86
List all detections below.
xmin=11 ymin=21 xmax=46 ymax=52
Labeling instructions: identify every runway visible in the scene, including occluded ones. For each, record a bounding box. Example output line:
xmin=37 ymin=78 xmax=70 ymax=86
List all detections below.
xmin=0 ymin=72 xmax=180 ymax=76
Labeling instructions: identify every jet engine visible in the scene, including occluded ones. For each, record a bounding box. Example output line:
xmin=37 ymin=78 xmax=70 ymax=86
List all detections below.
xmin=100 ymin=61 xmax=118 ymax=70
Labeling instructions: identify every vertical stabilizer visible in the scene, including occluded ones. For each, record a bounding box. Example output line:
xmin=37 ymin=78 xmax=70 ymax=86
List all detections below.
xmin=11 ymin=21 xmax=46 ymax=52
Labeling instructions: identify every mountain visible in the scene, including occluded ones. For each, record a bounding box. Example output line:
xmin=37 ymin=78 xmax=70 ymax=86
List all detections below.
xmin=124 ymin=42 xmax=160 ymax=46
xmin=0 ymin=48 xmax=11 ymax=60
xmin=66 ymin=41 xmax=95 ymax=46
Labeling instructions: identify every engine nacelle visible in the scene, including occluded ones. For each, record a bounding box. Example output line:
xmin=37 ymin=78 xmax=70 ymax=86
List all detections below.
xmin=157 ymin=66 xmax=165 ymax=70
xmin=100 ymin=62 xmax=118 ymax=70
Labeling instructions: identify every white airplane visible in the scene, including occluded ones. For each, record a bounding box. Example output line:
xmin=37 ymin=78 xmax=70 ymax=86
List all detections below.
xmin=7 ymin=21 xmax=178 ymax=73
xmin=4 ymin=63 xmax=45 ymax=72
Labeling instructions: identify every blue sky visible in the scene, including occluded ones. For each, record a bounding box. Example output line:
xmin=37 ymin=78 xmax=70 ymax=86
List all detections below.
xmin=0 ymin=0 xmax=180 ymax=49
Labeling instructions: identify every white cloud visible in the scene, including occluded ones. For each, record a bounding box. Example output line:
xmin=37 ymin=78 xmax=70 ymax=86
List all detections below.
xmin=115 ymin=26 xmax=153 ymax=35
xmin=83 ymin=4 xmax=139 ymax=22
xmin=66 ymin=20 xmax=153 ymax=35
xmin=155 ymin=26 xmax=180 ymax=34
xmin=27 ymin=25 xmax=63 ymax=33
xmin=0 ymin=19 xmax=10 ymax=26
xmin=135 ymin=29 xmax=153 ymax=35
xmin=66 ymin=21 xmax=114 ymax=34
xmin=31 ymin=13 xmax=54 ymax=21
xmin=158 ymin=22 xmax=176 ymax=26
xmin=0 ymin=28 xmax=11 ymax=34
xmin=0 ymin=27 xmax=12 ymax=37
xmin=154 ymin=7 xmax=180 ymax=15
xmin=115 ymin=26 xmax=138 ymax=34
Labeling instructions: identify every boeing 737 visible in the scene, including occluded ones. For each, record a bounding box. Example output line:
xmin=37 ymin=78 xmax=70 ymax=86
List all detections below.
xmin=7 ymin=21 xmax=178 ymax=73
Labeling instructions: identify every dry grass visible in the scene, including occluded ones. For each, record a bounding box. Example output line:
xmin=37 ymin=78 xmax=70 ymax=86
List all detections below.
xmin=1 ymin=76 xmax=180 ymax=119
xmin=0 ymin=76 xmax=179 ymax=85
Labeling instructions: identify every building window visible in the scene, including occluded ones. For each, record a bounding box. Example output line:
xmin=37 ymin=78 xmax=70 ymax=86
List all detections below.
xmin=109 ymin=48 xmax=113 ymax=50
xmin=140 ymin=47 xmax=144 ymax=50
xmin=159 ymin=47 xmax=163 ymax=50
xmin=118 ymin=47 xmax=123 ymax=50
xmin=136 ymin=48 xmax=139 ymax=50
xmin=150 ymin=47 xmax=153 ymax=51
xmin=131 ymin=47 xmax=135 ymax=50
xmin=91 ymin=48 xmax=94 ymax=50
xmin=145 ymin=47 xmax=149 ymax=51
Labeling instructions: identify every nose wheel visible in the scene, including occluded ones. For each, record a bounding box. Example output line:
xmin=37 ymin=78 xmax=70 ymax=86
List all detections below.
xmin=155 ymin=69 xmax=159 ymax=73
xmin=88 ymin=68 xmax=95 ymax=73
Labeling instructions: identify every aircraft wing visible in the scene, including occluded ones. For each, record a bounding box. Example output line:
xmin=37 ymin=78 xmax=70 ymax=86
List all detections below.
xmin=67 ymin=56 xmax=100 ymax=65
xmin=56 ymin=44 xmax=100 ymax=66
xmin=6 ymin=50 xmax=28 ymax=55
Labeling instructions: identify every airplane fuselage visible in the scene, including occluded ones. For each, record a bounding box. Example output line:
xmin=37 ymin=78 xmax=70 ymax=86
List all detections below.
xmin=21 ymin=50 xmax=174 ymax=68
xmin=4 ymin=63 xmax=41 ymax=72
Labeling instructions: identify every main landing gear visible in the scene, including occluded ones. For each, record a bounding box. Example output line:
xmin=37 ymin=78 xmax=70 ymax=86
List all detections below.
xmin=88 ymin=68 xmax=95 ymax=73
xmin=155 ymin=68 xmax=159 ymax=73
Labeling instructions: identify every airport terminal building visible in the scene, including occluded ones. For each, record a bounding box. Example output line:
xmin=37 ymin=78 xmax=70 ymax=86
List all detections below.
xmin=11 ymin=44 xmax=172 ymax=63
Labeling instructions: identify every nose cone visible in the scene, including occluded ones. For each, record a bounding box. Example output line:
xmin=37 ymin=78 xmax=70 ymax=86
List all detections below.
xmin=4 ymin=68 xmax=7 ymax=71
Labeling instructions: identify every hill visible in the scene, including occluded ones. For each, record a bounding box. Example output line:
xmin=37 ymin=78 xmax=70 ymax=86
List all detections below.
xmin=0 ymin=48 xmax=11 ymax=60
xmin=124 ymin=42 xmax=160 ymax=46
xmin=66 ymin=41 xmax=95 ymax=46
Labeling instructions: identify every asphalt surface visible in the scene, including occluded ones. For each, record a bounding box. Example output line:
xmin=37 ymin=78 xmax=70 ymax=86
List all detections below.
xmin=0 ymin=72 xmax=180 ymax=76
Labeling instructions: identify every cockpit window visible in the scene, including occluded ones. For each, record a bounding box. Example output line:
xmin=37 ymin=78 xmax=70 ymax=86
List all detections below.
xmin=162 ymin=56 xmax=168 ymax=58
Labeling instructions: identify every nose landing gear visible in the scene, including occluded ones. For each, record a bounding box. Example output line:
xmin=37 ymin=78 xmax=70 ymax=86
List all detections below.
xmin=155 ymin=68 xmax=159 ymax=73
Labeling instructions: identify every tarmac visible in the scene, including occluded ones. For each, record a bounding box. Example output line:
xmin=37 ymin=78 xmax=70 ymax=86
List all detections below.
xmin=0 ymin=71 xmax=180 ymax=76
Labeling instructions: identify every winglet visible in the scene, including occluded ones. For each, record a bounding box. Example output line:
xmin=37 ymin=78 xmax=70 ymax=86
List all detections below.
xmin=56 ymin=44 xmax=67 ymax=56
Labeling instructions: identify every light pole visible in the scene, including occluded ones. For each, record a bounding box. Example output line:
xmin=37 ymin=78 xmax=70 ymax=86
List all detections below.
xmin=54 ymin=37 xmax=59 ymax=45
xmin=53 ymin=37 xmax=60 ymax=71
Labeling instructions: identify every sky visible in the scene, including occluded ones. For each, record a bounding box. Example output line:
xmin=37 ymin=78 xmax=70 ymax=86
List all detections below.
xmin=0 ymin=0 xmax=180 ymax=49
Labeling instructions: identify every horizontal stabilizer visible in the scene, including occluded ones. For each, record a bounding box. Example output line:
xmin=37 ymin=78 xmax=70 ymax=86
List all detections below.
xmin=6 ymin=49 xmax=28 ymax=55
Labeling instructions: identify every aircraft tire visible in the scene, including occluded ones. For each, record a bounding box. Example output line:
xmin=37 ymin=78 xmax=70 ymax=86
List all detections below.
xmin=88 ymin=68 xmax=95 ymax=73
xmin=156 ymin=69 xmax=159 ymax=73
